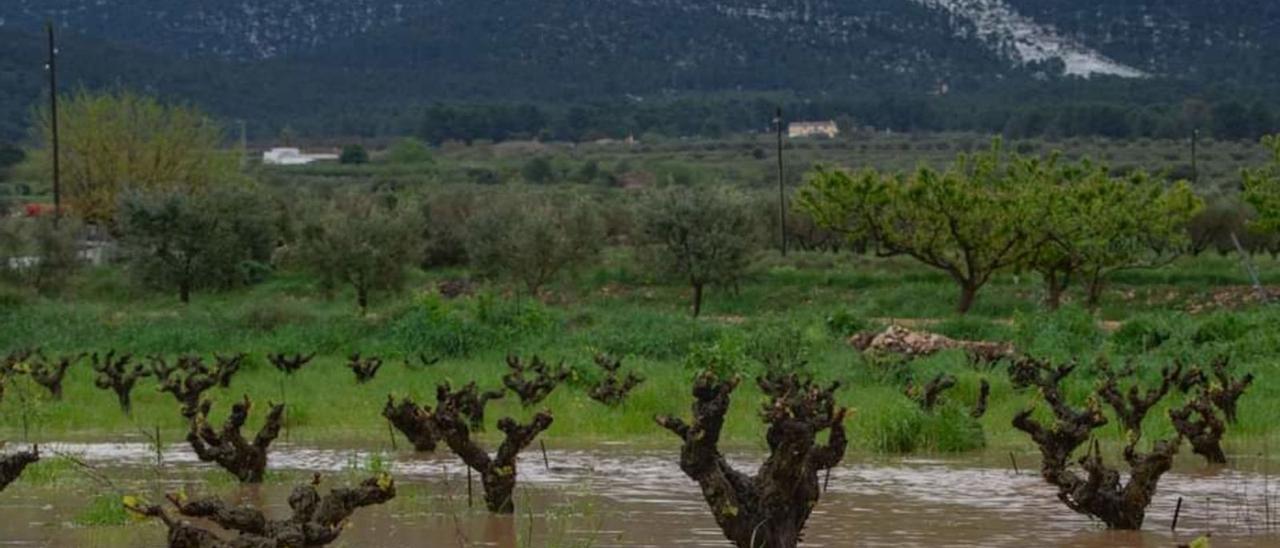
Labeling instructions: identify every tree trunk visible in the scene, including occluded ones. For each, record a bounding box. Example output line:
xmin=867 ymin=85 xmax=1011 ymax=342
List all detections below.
xmin=692 ymin=283 xmax=704 ymax=318
xmin=1044 ymin=269 xmax=1068 ymax=310
xmin=1085 ymin=274 xmax=1105 ymax=309
xmin=179 ymin=280 xmax=191 ymax=304
xmin=956 ymin=283 xmax=978 ymax=315
xmin=357 ymin=286 xmax=369 ymax=314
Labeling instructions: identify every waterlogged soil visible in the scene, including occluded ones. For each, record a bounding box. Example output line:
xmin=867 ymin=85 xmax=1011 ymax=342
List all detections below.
xmin=4 ymin=442 xmax=1280 ymax=547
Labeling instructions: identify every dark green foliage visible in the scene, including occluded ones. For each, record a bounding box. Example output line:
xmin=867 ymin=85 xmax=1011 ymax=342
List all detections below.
xmin=1192 ymin=313 xmax=1252 ymax=345
xmin=340 ymin=145 xmax=369 ymax=165
xmin=825 ymin=310 xmax=870 ymax=338
xmin=520 ymin=157 xmax=555 ymax=184
xmin=118 ymin=187 xmax=276 ymax=303
xmin=637 ymin=186 xmax=759 ymax=317
xmin=464 ymin=191 xmax=604 ymax=294
xmin=293 ymin=194 xmax=422 ymax=312
xmin=0 ymin=216 xmax=82 ymax=296
xmin=1110 ymin=316 xmax=1175 ymax=354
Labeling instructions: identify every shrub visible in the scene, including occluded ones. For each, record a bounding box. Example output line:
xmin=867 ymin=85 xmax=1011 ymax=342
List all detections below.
xmin=1192 ymin=313 xmax=1251 ymax=345
xmin=294 ymin=193 xmax=422 ymax=312
xmin=465 ymin=191 xmax=603 ymax=295
xmin=825 ymin=310 xmax=870 ymax=338
xmin=1013 ymin=305 xmax=1101 ymax=361
xmin=1111 ymin=315 xmax=1177 ymax=354
xmin=340 ymin=144 xmax=369 ymax=165
xmin=385 ymin=138 xmax=435 ymax=165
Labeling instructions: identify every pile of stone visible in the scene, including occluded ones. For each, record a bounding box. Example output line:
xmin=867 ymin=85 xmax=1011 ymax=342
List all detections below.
xmin=849 ymin=325 xmax=1012 ymax=362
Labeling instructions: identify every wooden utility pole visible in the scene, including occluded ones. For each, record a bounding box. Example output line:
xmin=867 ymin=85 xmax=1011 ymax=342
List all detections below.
xmin=46 ymin=20 xmax=61 ymax=224
xmin=775 ymin=107 xmax=787 ymax=257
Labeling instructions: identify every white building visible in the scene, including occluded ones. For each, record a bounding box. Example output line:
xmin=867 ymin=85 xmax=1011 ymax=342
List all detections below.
xmin=787 ymin=121 xmax=840 ymax=139
xmin=262 ymin=147 xmax=340 ymax=166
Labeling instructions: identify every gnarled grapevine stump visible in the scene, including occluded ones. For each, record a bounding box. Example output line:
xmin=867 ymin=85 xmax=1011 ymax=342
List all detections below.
xmin=1011 ymin=358 xmax=1180 ymax=530
xmin=187 ymin=396 xmax=285 ymax=483
xmin=657 ymin=370 xmax=848 ymax=548
xmin=153 ymin=355 xmax=219 ymax=418
xmin=268 ymin=353 xmax=315 ymax=375
xmin=27 ymin=352 xmax=85 ymax=400
xmin=347 ymin=353 xmax=383 ymax=384
xmin=382 ymin=395 xmax=438 ymax=452
xmin=502 ymin=355 xmax=568 ymax=406
xmin=905 ymin=373 xmax=956 ymax=412
xmin=430 ymin=383 xmax=553 ymax=513
xmin=1170 ymin=396 xmax=1228 ymax=464
xmin=125 ymin=473 xmax=396 ymax=547
xmin=91 ymin=351 xmax=148 ymax=413
xmin=0 ymin=446 xmax=39 ymax=491
xmin=436 ymin=380 xmax=504 ymax=430
xmin=212 ymin=353 xmax=246 ymax=388
xmin=587 ymin=354 xmax=645 ymax=407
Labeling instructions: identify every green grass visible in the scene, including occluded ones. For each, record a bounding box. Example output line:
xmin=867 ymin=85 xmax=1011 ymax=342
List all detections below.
xmin=2 ymin=251 xmax=1279 ymax=456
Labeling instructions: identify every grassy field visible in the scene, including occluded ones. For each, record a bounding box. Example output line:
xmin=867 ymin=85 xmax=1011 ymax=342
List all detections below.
xmin=3 ymin=248 xmax=1278 ymax=456
xmin=245 ymin=131 xmax=1271 ymax=197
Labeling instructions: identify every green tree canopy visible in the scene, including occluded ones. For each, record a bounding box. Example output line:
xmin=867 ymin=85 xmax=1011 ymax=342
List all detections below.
xmin=118 ymin=186 xmax=275 ymax=304
xmin=1020 ymin=157 xmax=1202 ymax=308
xmin=465 ymin=191 xmax=604 ymax=296
xmin=294 ymin=195 xmax=422 ymax=313
xmin=1244 ymin=135 xmax=1280 ymax=234
xmin=797 ymin=144 xmax=1028 ymax=314
xmin=637 ymin=185 xmax=758 ymax=317
xmin=27 ymin=90 xmax=238 ymax=224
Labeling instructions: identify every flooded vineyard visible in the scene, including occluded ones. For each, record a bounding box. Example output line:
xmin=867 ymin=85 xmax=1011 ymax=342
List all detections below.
xmin=4 ymin=442 xmax=1280 ymax=547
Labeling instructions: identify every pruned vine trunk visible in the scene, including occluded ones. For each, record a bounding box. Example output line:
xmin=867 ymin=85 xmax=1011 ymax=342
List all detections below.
xmin=502 ymin=355 xmax=568 ymax=407
xmin=91 ymin=351 xmax=148 ymax=414
xmin=153 ymin=355 xmax=219 ymax=418
xmin=657 ymin=370 xmax=848 ymax=548
xmin=1009 ymin=358 xmax=1180 ymax=530
xmin=430 ymin=383 xmax=553 ymax=513
xmin=1170 ymin=397 xmax=1228 ymax=464
xmin=347 ymin=353 xmax=383 ymax=384
xmin=125 ymin=473 xmax=396 ymax=547
xmin=187 ymin=396 xmax=285 ymax=483
xmin=0 ymin=446 xmax=39 ymax=491
xmin=28 ymin=352 xmax=84 ymax=400
xmin=382 ymin=395 xmax=438 ymax=452
xmin=587 ymin=354 xmax=645 ymax=407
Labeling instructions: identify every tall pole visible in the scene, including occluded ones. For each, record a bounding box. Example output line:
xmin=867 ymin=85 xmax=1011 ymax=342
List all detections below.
xmin=46 ymin=21 xmax=61 ymax=225
xmin=775 ymin=107 xmax=787 ymax=257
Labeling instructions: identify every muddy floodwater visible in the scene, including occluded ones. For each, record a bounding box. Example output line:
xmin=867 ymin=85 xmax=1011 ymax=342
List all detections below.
xmin=4 ymin=442 xmax=1280 ymax=547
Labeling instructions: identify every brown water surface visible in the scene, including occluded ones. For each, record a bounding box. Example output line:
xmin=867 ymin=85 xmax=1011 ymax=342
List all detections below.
xmin=3 ymin=442 xmax=1278 ymax=547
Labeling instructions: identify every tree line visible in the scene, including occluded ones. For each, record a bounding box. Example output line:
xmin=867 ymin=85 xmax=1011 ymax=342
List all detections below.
xmin=3 ymin=91 xmax=1280 ymax=317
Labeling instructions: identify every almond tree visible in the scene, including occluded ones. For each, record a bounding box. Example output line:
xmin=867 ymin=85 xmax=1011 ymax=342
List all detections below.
xmin=798 ymin=143 xmax=1029 ymax=314
xmin=1244 ymin=135 xmax=1280 ymax=235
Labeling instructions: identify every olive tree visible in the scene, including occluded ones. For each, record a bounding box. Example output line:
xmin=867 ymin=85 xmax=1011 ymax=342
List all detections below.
xmin=27 ymin=90 xmax=238 ymax=224
xmin=0 ymin=216 xmax=81 ymax=295
xmin=465 ymin=191 xmax=603 ymax=296
xmin=637 ymin=185 xmax=758 ymax=317
xmin=118 ymin=187 xmax=275 ymax=303
xmin=295 ymin=195 xmax=422 ymax=312
xmin=797 ymin=145 xmax=1028 ymax=314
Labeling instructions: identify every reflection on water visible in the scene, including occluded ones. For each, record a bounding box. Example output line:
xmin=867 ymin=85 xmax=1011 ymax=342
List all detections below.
xmin=3 ymin=442 xmax=1280 ymax=547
